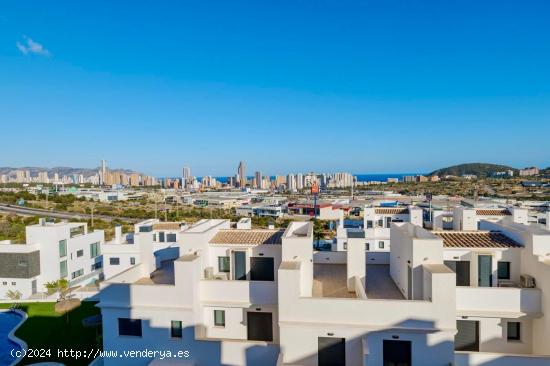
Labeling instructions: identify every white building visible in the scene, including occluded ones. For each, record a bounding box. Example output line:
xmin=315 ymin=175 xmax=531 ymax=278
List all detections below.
xmin=97 ymin=212 xmax=550 ymax=365
xmin=0 ymin=219 xmax=104 ymax=300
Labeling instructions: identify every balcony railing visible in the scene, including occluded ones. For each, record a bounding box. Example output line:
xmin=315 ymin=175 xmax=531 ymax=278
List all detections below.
xmin=456 ymin=287 xmax=542 ymax=316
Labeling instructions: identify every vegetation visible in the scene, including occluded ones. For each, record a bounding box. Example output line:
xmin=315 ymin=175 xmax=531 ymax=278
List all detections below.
xmin=0 ymin=215 xmax=39 ymax=243
xmin=0 ymin=301 xmax=102 ymax=366
xmin=44 ymin=279 xmax=69 ymax=296
xmin=428 ymin=162 xmax=518 ymax=178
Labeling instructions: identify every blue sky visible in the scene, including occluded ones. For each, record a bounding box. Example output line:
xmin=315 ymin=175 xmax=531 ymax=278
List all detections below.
xmin=1 ymin=1 xmax=549 ymax=177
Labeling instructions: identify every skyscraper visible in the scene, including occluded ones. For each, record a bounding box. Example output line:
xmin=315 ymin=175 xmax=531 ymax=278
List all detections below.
xmin=100 ymin=159 xmax=107 ymax=186
xmin=238 ymin=161 xmax=246 ymax=187
xmin=255 ymin=171 xmax=262 ymax=189
xmin=182 ymin=166 xmax=191 ymax=189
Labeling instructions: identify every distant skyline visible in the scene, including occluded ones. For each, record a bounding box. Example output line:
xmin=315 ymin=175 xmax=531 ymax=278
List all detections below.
xmin=1 ymin=1 xmax=550 ymax=176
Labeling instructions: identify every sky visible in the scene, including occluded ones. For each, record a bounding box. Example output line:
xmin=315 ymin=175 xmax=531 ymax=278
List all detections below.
xmin=0 ymin=1 xmax=549 ymax=177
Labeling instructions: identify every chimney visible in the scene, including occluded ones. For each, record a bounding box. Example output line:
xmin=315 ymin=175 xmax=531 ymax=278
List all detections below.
xmin=115 ymin=225 xmax=122 ymax=243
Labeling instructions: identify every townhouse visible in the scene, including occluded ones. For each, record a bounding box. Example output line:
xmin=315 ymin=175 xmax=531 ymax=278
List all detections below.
xmin=0 ymin=219 xmax=104 ymax=300
xmin=97 ymin=209 xmax=550 ymax=365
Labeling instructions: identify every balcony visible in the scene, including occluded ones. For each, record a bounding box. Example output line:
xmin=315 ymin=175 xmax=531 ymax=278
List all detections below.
xmin=456 ymin=287 xmax=542 ymax=318
xmin=200 ymin=279 xmax=277 ymax=305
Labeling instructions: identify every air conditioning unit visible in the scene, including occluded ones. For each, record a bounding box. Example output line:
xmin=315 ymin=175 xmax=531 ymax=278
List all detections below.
xmin=204 ymin=267 xmax=214 ymax=280
xmin=520 ymin=274 xmax=536 ymax=288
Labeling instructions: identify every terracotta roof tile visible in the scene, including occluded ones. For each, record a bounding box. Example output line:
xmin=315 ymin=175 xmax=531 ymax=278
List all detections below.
xmin=209 ymin=229 xmax=284 ymax=245
xmin=475 ymin=209 xmax=511 ymax=216
xmin=375 ymin=208 xmax=410 ymax=215
xmin=153 ymin=223 xmax=183 ymax=231
xmin=434 ymin=231 xmax=521 ymax=249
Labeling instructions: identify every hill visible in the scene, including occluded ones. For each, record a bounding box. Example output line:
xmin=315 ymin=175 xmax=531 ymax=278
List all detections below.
xmin=429 ymin=163 xmax=518 ymax=178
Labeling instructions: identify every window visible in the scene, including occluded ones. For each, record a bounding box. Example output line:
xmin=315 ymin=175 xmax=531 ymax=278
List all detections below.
xmin=72 ymin=269 xmax=84 ymax=279
xmin=385 ymin=217 xmax=391 ymax=228
xmin=118 ymin=318 xmax=142 ymax=337
xmin=60 ymin=260 xmax=68 ymax=278
xmin=167 ymin=233 xmax=177 ymax=242
xmin=90 ymin=242 xmax=100 ymax=258
xmin=110 ymin=257 xmax=120 ymax=265
xmin=378 ymin=241 xmax=385 ymax=249
xmin=378 ymin=219 xmax=384 ymax=227
xmin=214 ymin=310 xmax=225 ymax=327
xmin=171 ymin=320 xmax=183 ymax=338
xmin=498 ymin=261 xmax=511 ymax=280
xmin=130 ymin=257 xmax=136 ymax=265
xmin=218 ymin=256 xmax=230 ymax=273
xmin=91 ymin=262 xmax=102 ymax=271
xmin=366 ymin=243 xmax=370 ymax=251
xmin=139 ymin=225 xmax=152 ymax=232
xmin=366 ymin=220 xmax=373 ymax=229
xmin=343 ymin=242 xmax=348 ymax=250
xmin=507 ymin=322 xmax=521 ymax=341
xmin=159 ymin=232 xmax=165 ymax=242
xmin=2 ymin=282 xmax=6 ymax=285
xmin=59 ymin=240 xmax=67 ymax=258
xmin=250 ymin=257 xmax=274 ymax=281
xmin=77 ymin=249 xmax=84 ymax=258
xmin=11 ymin=282 xmax=16 ymax=286
xmin=18 ymin=260 xmax=28 ymax=267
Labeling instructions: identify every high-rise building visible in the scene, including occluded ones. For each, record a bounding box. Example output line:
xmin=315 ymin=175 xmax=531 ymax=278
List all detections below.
xmin=255 ymin=171 xmax=262 ymax=189
xmin=100 ymin=159 xmax=107 ymax=186
xmin=237 ymin=161 xmax=246 ymax=187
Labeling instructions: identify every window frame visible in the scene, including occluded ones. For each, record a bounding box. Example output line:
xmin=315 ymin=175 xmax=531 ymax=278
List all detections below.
xmin=214 ymin=310 xmax=225 ymax=327
xmin=218 ymin=256 xmax=230 ymax=273
xmin=171 ymin=320 xmax=183 ymax=338
xmin=110 ymin=257 xmax=120 ymax=266
xmin=59 ymin=239 xmax=67 ymax=258
xmin=498 ymin=261 xmax=511 ymax=280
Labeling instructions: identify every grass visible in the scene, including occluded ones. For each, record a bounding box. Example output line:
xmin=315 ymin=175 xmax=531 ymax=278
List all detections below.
xmin=0 ymin=301 xmax=102 ymax=365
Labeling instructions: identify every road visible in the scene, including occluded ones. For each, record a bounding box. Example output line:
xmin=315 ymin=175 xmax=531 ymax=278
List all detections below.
xmin=0 ymin=203 xmax=141 ymax=223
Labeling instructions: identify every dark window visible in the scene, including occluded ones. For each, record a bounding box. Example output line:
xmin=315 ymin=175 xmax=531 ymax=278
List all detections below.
xmin=378 ymin=219 xmax=384 ymax=227
xmin=247 ymin=312 xmax=272 ymax=341
xmin=455 ymin=320 xmax=479 ymax=351
xmin=378 ymin=241 xmax=384 ymax=249
xmin=366 ymin=243 xmax=370 ymax=251
xmin=383 ymin=340 xmax=411 ymax=366
xmin=118 ymin=318 xmax=142 ymax=337
xmin=445 ymin=260 xmax=471 ymax=287
xmin=507 ymin=322 xmax=521 ymax=341
xmin=110 ymin=257 xmax=120 ymax=265
xmin=130 ymin=257 xmax=136 ymax=265
xmin=250 ymin=257 xmax=274 ymax=281
xmin=319 ymin=337 xmax=346 ymax=366
xmin=385 ymin=217 xmax=391 ymax=228
xmin=167 ymin=233 xmax=177 ymax=242
xmin=77 ymin=249 xmax=84 ymax=258
xmin=159 ymin=232 xmax=165 ymax=242
xmin=218 ymin=256 xmax=230 ymax=273
xmin=214 ymin=310 xmax=225 ymax=327
xmin=366 ymin=220 xmax=373 ymax=229
xmin=498 ymin=261 xmax=511 ymax=280
xmin=171 ymin=320 xmax=183 ymax=338
xmin=139 ymin=225 xmax=152 ymax=232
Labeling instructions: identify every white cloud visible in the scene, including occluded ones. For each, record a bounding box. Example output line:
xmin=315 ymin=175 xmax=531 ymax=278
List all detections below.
xmin=16 ymin=36 xmax=51 ymax=56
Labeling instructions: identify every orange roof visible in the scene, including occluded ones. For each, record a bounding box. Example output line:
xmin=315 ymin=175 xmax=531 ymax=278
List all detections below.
xmin=475 ymin=209 xmax=511 ymax=216
xmin=375 ymin=208 xmax=410 ymax=215
xmin=153 ymin=222 xmax=183 ymax=231
xmin=209 ymin=229 xmax=284 ymax=245
xmin=434 ymin=231 xmax=521 ymax=249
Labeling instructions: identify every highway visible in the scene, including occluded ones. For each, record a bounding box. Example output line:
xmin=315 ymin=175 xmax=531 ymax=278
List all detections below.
xmin=0 ymin=203 xmax=141 ymax=223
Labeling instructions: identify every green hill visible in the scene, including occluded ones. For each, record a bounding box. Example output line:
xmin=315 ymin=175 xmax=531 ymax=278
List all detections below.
xmin=429 ymin=163 xmax=518 ymax=178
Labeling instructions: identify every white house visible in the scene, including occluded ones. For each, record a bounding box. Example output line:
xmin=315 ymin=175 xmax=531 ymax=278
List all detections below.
xmin=0 ymin=219 xmax=104 ymax=300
